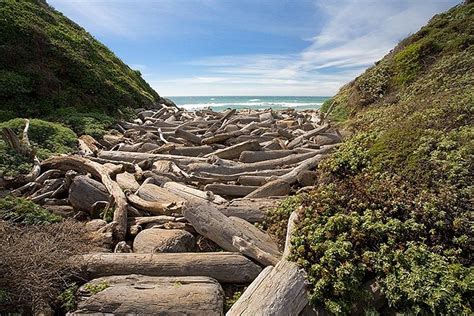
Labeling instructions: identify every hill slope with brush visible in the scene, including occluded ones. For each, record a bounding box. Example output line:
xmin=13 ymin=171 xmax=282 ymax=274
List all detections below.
xmin=268 ymin=2 xmax=473 ymax=314
xmin=0 ymin=0 xmax=160 ymax=122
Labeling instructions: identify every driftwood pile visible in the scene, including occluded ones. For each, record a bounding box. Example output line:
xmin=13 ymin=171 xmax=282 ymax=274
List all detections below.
xmin=5 ymin=105 xmax=342 ymax=315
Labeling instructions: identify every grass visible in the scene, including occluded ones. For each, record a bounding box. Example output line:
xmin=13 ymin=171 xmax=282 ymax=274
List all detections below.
xmin=0 ymin=196 xmax=62 ymax=225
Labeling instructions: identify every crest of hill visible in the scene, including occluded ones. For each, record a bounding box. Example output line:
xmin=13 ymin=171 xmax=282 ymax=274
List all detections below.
xmin=0 ymin=0 xmax=160 ymax=121
xmin=268 ymin=2 xmax=473 ymax=314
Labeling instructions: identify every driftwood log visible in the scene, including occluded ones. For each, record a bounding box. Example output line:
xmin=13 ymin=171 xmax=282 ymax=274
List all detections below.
xmin=183 ymin=202 xmax=280 ymax=266
xmin=78 ymin=252 xmax=261 ymax=283
xmin=73 ymin=275 xmax=224 ymax=316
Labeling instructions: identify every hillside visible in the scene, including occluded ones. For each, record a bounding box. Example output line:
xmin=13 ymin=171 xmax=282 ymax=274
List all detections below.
xmin=0 ymin=0 xmax=160 ymax=122
xmin=267 ymin=2 xmax=473 ymax=314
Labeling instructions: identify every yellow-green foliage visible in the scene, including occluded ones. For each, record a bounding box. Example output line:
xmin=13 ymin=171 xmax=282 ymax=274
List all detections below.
xmin=0 ymin=196 xmax=62 ymax=224
xmin=0 ymin=118 xmax=77 ymax=177
xmin=268 ymin=2 xmax=474 ymax=315
xmin=0 ymin=0 xmax=159 ymax=120
xmin=83 ymin=281 xmax=109 ymax=295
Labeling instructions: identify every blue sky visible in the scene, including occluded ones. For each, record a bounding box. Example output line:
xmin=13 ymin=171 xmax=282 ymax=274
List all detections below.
xmin=48 ymin=0 xmax=459 ymax=96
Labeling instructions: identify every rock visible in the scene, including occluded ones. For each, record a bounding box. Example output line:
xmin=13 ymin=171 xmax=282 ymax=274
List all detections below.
xmin=85 ymin=219 xmax=107 ymax=232
xmin=133 ymin=228 xmax=195 ymax=253
xmin=72 ymin=275 xmax=224 ymax=315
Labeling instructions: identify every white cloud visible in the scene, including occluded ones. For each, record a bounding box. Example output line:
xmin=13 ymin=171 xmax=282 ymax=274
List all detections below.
xmin=48 ymin=0 xmax=460 ymax=96
xmin=154 ymin=0 xmax=458 ymax=96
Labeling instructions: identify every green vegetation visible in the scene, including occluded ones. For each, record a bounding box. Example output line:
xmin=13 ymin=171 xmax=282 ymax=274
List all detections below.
xmin=270 ymin=2 xmax=474 ymax=314
xmin=83 ymin=281 xmax=109 ymax=295
xmin=0 ymin=196 xmax=62 ymax=224
xmin=58 ymin=283 xmax=78 ymax=312
xmin=0 ymin=118 xmax=77 ymax=177
xmin=225 ymin=290 xmax=243 ymax=312
xmin=0 ymin=0 xmax=160 ymax=122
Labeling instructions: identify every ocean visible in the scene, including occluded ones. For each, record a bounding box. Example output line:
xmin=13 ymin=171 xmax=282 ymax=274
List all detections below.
xmin=168 ymin=96 xmax=329 ymax=112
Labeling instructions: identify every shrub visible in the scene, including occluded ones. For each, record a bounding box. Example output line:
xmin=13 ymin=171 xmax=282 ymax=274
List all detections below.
xmin=264 ymin=195 xmax=302 ymax=249
xmin=0 ymin=196 xmax=62 ymax=225
xmin=394 ymin=43 xmax=422 ymax=85
xmin=0 ymin=118 xmax=77 ymax=177
xmin=48 ymin=108 xmax=114 ymax=138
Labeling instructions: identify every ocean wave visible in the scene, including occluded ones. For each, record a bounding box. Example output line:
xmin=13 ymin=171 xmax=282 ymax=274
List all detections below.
xmin=248 ymin=98 xmax=261 ymax=101
xmin=180 ymin=101 xmax=323 ymax=110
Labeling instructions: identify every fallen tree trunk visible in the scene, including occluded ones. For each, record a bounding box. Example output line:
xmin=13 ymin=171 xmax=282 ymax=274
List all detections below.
xmin=42 ymin=156 xmax=128 ymax=241
xmin=218 ymin=198 xmax=280 ymax=223
xmin=77 ymin=252 xmax=261 ymax=283
xmin=98 ymin=151 xmax=210 ymax=164
xmin=226 ymin=260 xmax=308 ymax=316
xmin=204 ymin=183 xmax=259 ymax=197
xmin=239 ymin=150 xmax=295 ymax=163
xmin=73 ymin=275 xmax=224 ymax=316
xmin=183 ymin=203 xmax=280 ymax=266
xmin=204 ymin=140 xmax=261 ymax=160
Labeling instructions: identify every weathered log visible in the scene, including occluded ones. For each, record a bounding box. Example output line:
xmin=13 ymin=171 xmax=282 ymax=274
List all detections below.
xmin=115 ymin=172 xmax=140 ymax=191
xmin=237 ymin=175 xmax=271 ymax=186
xmin=204 ymin=184 xmax=259 ymax=197
xmin=286 ymin=124 xmax=330 ymax=149
xmin=169 ymin=145 xmax=214 ymax=157
xmin=73 ymin=275 xmax=224 ymax=316
xmin=163 ymin=181 xmax=227 ymax=205
xmin=239 ymin=150 xmax=294 ymax=163
xmin=183 ymin=203 xmax=279 ymax=266
xmin=69 ymin=175 xmax=110 ymax=214
xmin=245 ymin=179 xmax=291 ymax=198
xmin=226 ymin=260 xmax=308 ymax=316
xmin=229 ymin=216 xmax=281 ymax=258
xmin=126 ymin=193 xmax=179 ymax=215
xmin=204 ymin=140 xmax=261 ymax=160
xmin=187 ymin=148 xmax=333 ymax=175
xmin=197 ymin=168 xmax=292 ymax=182
xmin=137 ymin=183 xmax=186 ymax=205
xmin=77 ymin=252 xmax=261 ymax=283
xmin=175 ymin=128 xmax=202 ymax=145
xmin=201 ymin=130 xmax=243 ymax=145
xmin=219 ymin=198 xmax=280 ymax=223
xmin=41 ymin=156 xmax=128 ymax=241
xmin=98 ymin=150 xmax=209 ymax=164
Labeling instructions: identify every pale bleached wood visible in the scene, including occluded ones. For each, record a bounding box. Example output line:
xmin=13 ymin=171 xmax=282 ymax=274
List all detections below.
xmin=286 ymin=124 xmax=330 ymax=149
xmin=226 ymin=266 xmax=273 ymax=315
xmin=77 ymin=252 xmax=261 ymax=283
xmin=232 ymin=236 xmax=279 ymax=266
xmin=98 ymin=150 xmax=209 ymax=164
xmin=41 ymin=156 xmax=128 ymax=241
xmin=245 ymin=179 xmax=291 ymax=198
xmin=226 ymin=260 xmax=308 ymax=316
xmin=204 ymin=183 xmax=259 ymax=197
xmin=175 ymin=127 xmax=202 ymax=145
xmin=183 ymin=203 xmax=279 ymax=266
xmin=73 ymin=275 xmax=224 ymax=316
xmin=239 ymin=150 xmax=295 ymax=163
xmin=115 ymin=172 xmax=140 ymax=191
xmin=204 ymin=140 xmax=261 ymax=160
xmin=163 ymin=181 xmax=228 ymax=205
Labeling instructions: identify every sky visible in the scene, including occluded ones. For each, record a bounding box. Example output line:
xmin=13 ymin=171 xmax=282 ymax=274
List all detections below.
xmin=48 ymin=0 xmax=459 ymax=96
